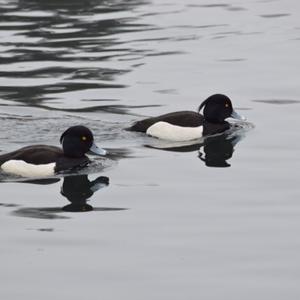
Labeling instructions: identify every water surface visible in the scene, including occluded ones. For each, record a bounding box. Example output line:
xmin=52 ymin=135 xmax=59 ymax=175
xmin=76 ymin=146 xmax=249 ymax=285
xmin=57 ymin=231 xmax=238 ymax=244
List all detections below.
xmin=1 ymin=0 xmax=300 ymax=299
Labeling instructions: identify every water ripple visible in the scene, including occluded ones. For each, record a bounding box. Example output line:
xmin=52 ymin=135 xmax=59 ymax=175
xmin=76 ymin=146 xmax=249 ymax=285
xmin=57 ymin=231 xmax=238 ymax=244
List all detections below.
xmin=0 ymin=0 xmax=154 ymax=109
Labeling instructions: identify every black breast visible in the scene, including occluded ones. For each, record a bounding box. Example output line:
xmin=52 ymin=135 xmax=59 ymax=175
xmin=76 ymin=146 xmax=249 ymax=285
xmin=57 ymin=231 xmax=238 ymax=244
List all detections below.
xmin=202 ymin=121 xmax=230 ymax=136
xmin=128 ymin=111 xmax=204 ymax=132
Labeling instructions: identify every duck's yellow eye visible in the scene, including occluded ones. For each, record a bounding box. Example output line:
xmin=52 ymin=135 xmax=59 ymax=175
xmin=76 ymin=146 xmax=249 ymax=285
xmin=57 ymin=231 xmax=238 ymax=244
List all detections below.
xmin=82 ymin=136 xmax=87 ymax=141
xmin=225 ymin=103 xmax=229 ymax=108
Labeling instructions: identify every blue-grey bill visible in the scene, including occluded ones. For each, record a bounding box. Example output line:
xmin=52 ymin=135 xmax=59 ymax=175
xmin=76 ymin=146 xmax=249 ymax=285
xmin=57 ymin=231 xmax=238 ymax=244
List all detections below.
xmin=230 ymin=110 xmax=246 ymax=121
xmin=89 ymin=142 xmax=107 ymax=156
xmin=90 ymin=182 xmax=107 ymax=192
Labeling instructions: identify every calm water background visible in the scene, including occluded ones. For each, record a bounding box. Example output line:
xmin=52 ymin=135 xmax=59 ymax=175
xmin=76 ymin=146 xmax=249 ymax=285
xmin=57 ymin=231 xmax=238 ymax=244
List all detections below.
xmin=0 ymin=0 xmax=300 ymax=299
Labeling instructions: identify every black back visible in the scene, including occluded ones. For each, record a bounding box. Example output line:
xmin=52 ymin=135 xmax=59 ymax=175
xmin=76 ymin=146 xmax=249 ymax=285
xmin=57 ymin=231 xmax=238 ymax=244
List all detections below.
xmin=0 ymin=145 xmax=63 ymax=165
xmin=129 ymin=111 xmax=204 ymax=132
xmin=0 ymin=145 xmax=90 ymax=172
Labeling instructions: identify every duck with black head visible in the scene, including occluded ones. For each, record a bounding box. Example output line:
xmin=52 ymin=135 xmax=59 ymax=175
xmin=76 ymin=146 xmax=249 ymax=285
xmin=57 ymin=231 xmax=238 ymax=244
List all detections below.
xmin=0 ymin=125 xmax=107 ymax=178
xmin=128 ymin=94 xmax=245 ymax=141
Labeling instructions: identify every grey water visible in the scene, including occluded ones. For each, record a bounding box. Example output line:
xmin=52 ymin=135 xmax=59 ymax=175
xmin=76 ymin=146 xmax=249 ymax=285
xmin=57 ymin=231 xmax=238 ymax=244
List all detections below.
xmin=0 ymin=0 xmax=300 ymax=299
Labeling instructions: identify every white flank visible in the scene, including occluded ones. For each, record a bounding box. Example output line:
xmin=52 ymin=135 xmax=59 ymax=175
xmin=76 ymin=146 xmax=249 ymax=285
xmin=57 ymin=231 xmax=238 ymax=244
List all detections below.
xmin=1 ymin=160 xmax=55 ymax=178
xmin=146 ymin=121 xmax=203 ymax=141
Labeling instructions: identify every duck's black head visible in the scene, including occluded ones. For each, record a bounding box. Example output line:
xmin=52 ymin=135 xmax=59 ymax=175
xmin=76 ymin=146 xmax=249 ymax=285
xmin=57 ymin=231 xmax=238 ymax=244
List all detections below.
xmin=198 ymin=94 xmax=243 ymax=123
xmin=60 ymin=125 xmax=106 ymax=158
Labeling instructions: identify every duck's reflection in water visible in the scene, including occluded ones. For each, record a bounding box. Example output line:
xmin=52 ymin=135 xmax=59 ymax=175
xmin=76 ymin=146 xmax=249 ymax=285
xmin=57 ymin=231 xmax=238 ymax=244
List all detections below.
xmin=61 ymin=175 xmax=109 ymax=212
xmin=11 ymin=175 xmax=127 ymax=219
xmin=146 ymin=132 xmax=244 ymax=168
xmin=198 ymin=134 xmax=242 ymax=167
